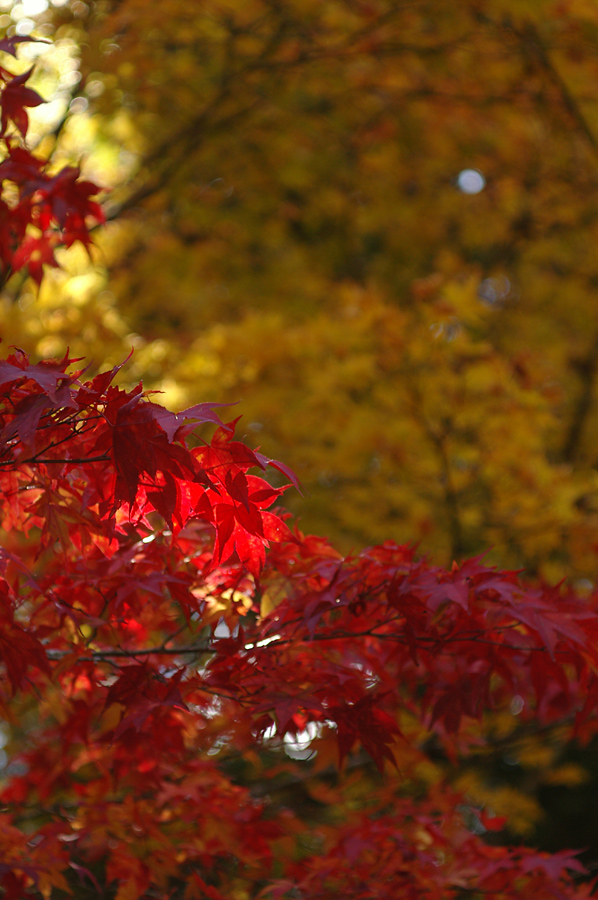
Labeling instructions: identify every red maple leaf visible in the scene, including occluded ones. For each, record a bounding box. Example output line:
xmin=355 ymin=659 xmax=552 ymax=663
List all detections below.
xmin=0 ymin=144 xmax=46 ymax=186
xmin=0 ymin=68 xmax=43 ymax=138
xmin=36 ymin=166 xmax=105 ymax=246
xmin=10 ymin=233 xmax=59 ymax=285
xmin=0 ymin=590 xmax=50 ymax=694
xmin=105 ymin=392 xmax=199 ymax=514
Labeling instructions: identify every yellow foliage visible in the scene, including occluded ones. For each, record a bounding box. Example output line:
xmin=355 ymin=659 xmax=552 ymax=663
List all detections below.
xmin=543 ymin=764 xmax=589 ymax=788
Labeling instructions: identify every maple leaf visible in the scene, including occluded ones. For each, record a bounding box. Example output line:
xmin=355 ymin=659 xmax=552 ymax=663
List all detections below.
xmin=105 ymin=392 xmax=200 ymax=516
xmin=519 ymin=848 xmax=587 ymax=880
xmin=0 ymin=68 xmax=43 ymax=138
xmin=0 ymin=351 xmax=73 ymax=397
xmin=36 ymin=166 xmax=105 ymax=246
xmin=0 ymin=867 xmax=39 ymax=900
xmin=0 ymin=144 xmax=46 ymax=186
xmin=105 ymin=663 xmax=188 ymax=739
xmin=327 ymin=692 xmax=401 ymax=771
xmin=210 ymin=479 xmax=293 ymax=576
xmin=147 ymin=399 xmax=232 ymax=442
xmin=106 ymin=849 xmax=150 ymax=900
xmin=10 ymin=234 xmax=59 ymax=284
xmin=477 ymin=810 xmax=507 ymax=832
xmin=0 ymin=603 xmax=50 ymax=694
xmin=73 ymin=356 xmax=132 ymax=406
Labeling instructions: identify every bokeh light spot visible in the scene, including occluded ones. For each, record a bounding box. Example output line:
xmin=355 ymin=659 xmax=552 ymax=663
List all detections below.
xmin=457 ymin=168 xmax=486 ymax=194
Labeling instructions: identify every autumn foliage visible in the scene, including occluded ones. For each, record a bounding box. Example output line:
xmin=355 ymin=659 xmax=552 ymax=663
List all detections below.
xmin=2 ymin=26 xmax=598 ymax=900
xmin=0 ymin=36 xmax=103 ymax=288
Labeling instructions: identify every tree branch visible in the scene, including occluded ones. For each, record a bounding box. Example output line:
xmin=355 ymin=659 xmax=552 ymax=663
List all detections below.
xmin=561 ymin=326 xmax=598 ymax=463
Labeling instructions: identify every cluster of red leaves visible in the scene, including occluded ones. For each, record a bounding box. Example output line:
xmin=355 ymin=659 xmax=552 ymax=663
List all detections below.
xmin=263 ymin=795 xmax=591 ymax=900
xmin=0 ymin=36 xmax=104 ymax=285
xmin=0 ymin=349 xmax=596 ymax=899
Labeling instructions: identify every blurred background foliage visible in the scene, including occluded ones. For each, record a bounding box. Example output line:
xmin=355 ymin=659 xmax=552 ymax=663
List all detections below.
xmin=4 ymin=0 xmax=598 ymax=866
xmin=4 ymin=0 xmax=598 ymax=580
